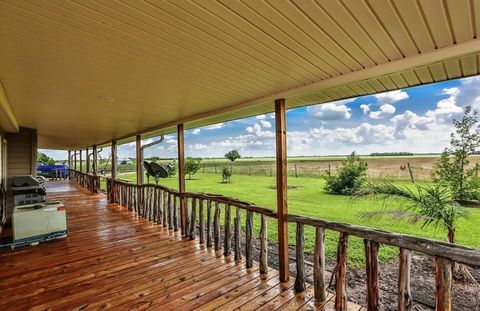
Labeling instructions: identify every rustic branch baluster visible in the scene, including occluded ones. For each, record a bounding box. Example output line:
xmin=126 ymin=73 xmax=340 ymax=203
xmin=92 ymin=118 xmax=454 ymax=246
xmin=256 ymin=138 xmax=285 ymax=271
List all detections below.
xmin=173 ymin=195 xmax=179 ymax=232
xmin=294 ymin=222 xmax=306 ymax=293
xmin=398 ymin=248 xmax=412 ymax=311
xmin=199 ymin=199 xmax=205 ymax=244
xmin=259 ymin=214 xmax=268 ymax=274
xmin=224 ymin=204 xmax=231 ymax=257
xmin=246 ymin=210 xmax=253 ymax=269
xmin=234 ymin=207 xmax=241 ymax=261
xmin=214 ymin=201 xmax=221 ymax=253
xmin=435 ymin=257 xmax=452 ymax=311
xmin=189 ymin=198 xmax=197 ymax=240
xmin=335 ymin=232 xmax=349 ymax=310
xmin=206 ymin=200 xmax=212 ymax=248
xmin=365 ymin=239 xmax=380 ymax=311
xmin=314 ymin=226 xmax=326 ymax=302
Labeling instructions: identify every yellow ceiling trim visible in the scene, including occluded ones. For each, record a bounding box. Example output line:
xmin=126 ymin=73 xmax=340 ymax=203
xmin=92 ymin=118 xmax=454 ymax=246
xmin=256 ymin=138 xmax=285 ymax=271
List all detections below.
xmin=0 ymin=80 xmax=18 ymax=133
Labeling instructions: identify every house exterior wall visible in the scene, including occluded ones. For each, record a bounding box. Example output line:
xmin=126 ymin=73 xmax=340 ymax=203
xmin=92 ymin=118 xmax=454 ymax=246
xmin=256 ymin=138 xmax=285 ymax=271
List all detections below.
xmin=5 ymin=127 xmax=37 ymax=221
xmin=0 ymin=127 xmax=6 ymax=232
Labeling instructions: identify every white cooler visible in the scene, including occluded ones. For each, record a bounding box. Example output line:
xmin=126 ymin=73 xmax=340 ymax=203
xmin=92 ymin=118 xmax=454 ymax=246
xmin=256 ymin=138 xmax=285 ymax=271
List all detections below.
xmin=12 ymin=201 xmax=67 ymax=243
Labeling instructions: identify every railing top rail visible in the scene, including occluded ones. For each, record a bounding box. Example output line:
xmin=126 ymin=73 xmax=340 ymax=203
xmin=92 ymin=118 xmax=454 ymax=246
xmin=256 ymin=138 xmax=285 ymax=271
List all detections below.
xmin=286 ymin=214 xmax=480 ymax=267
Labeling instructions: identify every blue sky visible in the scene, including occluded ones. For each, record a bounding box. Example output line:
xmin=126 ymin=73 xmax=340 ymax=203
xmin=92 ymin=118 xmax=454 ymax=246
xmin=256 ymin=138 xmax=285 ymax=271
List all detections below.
xmin=41 ymin=76 xmax=480 ymax=160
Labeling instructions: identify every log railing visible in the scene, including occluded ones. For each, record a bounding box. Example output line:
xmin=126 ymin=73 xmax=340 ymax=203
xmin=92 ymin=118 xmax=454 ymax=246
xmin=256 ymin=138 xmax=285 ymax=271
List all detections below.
xmin=70 ymin=170 xmax=100 ymax=194
xmin=286 ymin=214 xmax=480 ymax=311
xmin=100 ymin=178 xmax=480 ymax=311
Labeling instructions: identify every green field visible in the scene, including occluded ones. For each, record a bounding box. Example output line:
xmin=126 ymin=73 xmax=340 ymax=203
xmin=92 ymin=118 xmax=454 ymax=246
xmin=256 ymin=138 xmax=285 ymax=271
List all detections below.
xmin=112 ymin=171 xmax=480 ymax=268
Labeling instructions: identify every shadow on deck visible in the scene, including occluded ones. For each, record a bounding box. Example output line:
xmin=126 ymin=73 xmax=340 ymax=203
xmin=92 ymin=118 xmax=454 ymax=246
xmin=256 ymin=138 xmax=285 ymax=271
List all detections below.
xmin=0 ymin=181 xmax=362 ymax=310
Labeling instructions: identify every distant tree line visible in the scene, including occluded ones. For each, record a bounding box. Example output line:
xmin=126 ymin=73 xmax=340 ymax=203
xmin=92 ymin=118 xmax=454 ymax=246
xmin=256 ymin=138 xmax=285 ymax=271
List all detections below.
xmin=370 ymin=152 xmax=414 ymax=157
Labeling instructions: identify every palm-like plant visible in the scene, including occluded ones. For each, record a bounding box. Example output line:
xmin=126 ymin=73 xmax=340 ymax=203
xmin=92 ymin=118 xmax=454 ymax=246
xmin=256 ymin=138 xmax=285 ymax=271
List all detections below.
xmin=360 ymin=182 xmax=475 ymax=282
xmin=359 ymin=182 xmax=469 ymax=244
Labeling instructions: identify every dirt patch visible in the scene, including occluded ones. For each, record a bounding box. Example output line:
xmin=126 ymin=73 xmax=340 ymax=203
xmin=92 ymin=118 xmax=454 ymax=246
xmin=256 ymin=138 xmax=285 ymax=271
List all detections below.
xmin=456 ymin=200 xmax=480 ymax=208
xmin=267 ymin=185 xmax=303 ymax=190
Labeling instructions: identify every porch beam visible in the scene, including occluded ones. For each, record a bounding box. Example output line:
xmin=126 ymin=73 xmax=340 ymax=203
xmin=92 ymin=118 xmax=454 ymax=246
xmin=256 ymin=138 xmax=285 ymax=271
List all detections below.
xmin=136 ymin=135 xmax=142 ymax=185
xmin=275 ymin=98 xmax=289 ymax=282
xmin=177 ymin=124 xmax=187 ymax=237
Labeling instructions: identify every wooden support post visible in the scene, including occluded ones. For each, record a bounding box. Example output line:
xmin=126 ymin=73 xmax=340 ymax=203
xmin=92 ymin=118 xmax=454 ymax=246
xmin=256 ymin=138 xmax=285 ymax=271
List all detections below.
xmin=68 ymin=150 xmax=71 ymax=171
xmin=398 ymin=248 xmax=412 ymax=311
xmin=136 ymin=135 xmax=142 ymax=185
xmin=335 ymin=233 xmax=349 ymax=311
xmin=79 ymin=149 xmax=83 ymax=172
xmin=275 ymin=98 xmax=289 ymax=282
xmin=92 ymin=145 xmax=98 ymax=175
xmin=177 ymin=124 xmax=187 ymax=237
xmin=111 ymin=141 xmax=117 ymax=180
xmin=294 ymin=222 xmax=306 ymax=293
xmin=74 ymin=151 xmax=77 ymax=170
xmin=86 ymin=147 xmax=90 ymax=173
xmin=314 ymin=226 xmax=326 ymax=302
xmin=364 ymin=240 xmax=380 ymax=311
xmin=435 ymin=257 xmax=452 ymax=311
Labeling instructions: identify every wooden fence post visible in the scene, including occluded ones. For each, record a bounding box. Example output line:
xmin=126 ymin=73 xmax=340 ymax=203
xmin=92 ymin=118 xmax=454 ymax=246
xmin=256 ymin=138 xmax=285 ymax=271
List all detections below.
xmin=275 ymin=98 xmax=289 ymax=282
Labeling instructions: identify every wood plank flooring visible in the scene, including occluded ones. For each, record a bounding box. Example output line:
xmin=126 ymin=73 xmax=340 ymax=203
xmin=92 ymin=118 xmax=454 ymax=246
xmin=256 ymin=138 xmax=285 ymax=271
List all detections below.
xmin=0 ymin=181 xmax=363 ymax=310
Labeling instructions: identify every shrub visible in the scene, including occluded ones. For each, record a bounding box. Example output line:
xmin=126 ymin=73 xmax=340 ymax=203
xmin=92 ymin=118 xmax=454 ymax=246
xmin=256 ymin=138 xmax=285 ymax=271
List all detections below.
xmin=222 ymin=166 xmax=232 ymax=183
xmin=185 ymin=157 xmax=202 ymax=180
xmin=324 ymin=152 xmax=368 ymax=195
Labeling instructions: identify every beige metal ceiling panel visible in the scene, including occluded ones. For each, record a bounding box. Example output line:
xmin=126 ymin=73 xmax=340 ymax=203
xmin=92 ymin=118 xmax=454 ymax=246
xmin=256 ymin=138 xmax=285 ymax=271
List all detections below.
xmin=429 ymin=63 xmax=448 ymax=81
xmin=393 ymin=0 xmax=435 ymax=52
xmin=444 ymin=59 xmax=463 ymax=79
xmin=368 ymin=0 xmax=418 ymax=57
xmin=0 ymin=0 xmax=479 ymax=149
xmin=446 ymin=0 xmax=474 ymax=43
xmin=389 ymin=73 xmax=409 ymax=88
xmin=418 ymin=0 xmax=454 ymax=48
xmin=342 ymin=0 xmax=403 ymax=60
xmin=461 ymin=54 xmax=479 ymax=76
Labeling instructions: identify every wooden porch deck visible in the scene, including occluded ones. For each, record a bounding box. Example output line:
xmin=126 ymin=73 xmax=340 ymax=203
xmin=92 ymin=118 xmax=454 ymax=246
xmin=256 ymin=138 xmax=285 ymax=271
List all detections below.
xmin=0 ymin=181 xmax=362 ymax=311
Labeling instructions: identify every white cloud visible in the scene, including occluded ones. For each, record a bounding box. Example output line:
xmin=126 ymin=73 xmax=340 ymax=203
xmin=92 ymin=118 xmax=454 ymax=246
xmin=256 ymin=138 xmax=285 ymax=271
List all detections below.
xmin=259 ymin=120 xmax=272 ymax=128
xmin=425 ymin=87 xmax=463 ymax=122
xmin=360 ymin=104 xmax=370 ymax=114
xmin=309 ymin=123 xmax=395 ymax=144
xmin=192 ymin=128 xmax=201 ymax=135
xmin=256 ymin=114 xmax=266 ymax=119
xmin=204 ymin=122 xmax=224 ymax=130
xmin=192 ymin=143 xmax=208 ymax=150
xmin=374 ymin=90 xmax=409 ymax=105
xmin=307 ymin=99 xmax=354 ymax=120
xmin=369 ymin=104 xmax=396 ymax=119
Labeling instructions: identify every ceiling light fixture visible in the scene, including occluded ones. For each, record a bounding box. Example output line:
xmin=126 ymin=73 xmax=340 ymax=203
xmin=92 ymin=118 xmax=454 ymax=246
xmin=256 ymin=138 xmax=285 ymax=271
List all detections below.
xmin=99 ymin=96 xmax=115 ymax=102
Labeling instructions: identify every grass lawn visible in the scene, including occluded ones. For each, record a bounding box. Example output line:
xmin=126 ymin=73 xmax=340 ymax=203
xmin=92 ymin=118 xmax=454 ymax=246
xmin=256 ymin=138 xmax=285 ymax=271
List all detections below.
xmin=113 ymin=171 xmax=480 ymax=268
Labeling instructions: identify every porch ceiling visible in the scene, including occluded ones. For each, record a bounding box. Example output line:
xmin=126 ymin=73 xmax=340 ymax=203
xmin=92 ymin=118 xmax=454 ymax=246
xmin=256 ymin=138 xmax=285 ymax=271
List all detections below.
xmin=0 ymin=0 xmax=479 ymax=149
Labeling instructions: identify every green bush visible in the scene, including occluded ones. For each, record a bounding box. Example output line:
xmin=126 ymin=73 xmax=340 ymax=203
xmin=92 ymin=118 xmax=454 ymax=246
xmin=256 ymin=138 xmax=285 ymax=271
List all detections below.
xmin=324 ymin=152 xmax=368 ymax=195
